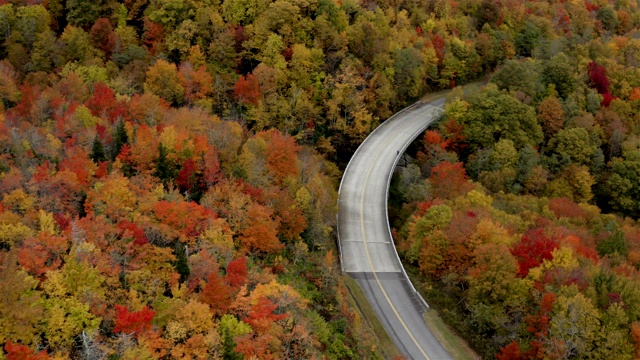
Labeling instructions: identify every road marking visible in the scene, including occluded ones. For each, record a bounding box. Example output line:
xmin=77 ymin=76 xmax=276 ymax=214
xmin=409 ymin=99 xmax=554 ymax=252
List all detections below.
xmin=358 ymin=107 xmax=435 ymax=360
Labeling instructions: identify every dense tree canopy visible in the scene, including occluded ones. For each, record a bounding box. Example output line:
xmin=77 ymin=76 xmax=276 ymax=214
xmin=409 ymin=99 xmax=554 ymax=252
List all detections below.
xmin=1 ymin=0 xmax=640 ymax=357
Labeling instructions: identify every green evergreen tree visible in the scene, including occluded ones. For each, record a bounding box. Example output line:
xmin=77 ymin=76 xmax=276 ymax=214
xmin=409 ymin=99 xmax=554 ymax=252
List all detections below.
xmin=222 ymin=326 xmax=243 ymax=360
xmin=173 ymin=243 xmax=190 ymax=283
xmin=90 ymin=137 xmax=106 ymax=162
xmin=112 ymin=120 xmax=128 ymax=160
xmin=154 ymin=143 xmax=176 ymax=185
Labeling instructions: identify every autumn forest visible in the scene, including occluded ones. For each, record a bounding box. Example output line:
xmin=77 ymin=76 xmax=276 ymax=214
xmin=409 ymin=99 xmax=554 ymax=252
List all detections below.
xmin=0 ymin=0 xmax=639 ymax=358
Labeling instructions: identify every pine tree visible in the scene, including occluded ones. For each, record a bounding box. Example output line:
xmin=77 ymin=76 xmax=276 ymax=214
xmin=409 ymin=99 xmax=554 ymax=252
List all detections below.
xmin=112 ymin=120 xmax=129 ymax=160
xmin=154 ymin=143 xmax=176 ymax=185
xmin=173 ymin=243 xmax=190 ymax=283
xmin=90 ymin=137 xmax=106 ymax=162
xmin=222 ymin=326 xmax=243 ymax=360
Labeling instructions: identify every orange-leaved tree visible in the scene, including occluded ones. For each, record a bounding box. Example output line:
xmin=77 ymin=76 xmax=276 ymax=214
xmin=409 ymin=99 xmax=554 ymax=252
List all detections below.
xmin=4 ymin=341 xmax=50 ymax=360
xmin=200 ymin=270 xmax=233 ymax=316
xmin=428 ymin=161 xmax=474 ymax=199
xmin=234 ymin=74 xmax=261 ymax=106
xmin=262 ymin=129 xmax=300 ymax=183
xmin=238 ymin=203 xmax=282 ymax=254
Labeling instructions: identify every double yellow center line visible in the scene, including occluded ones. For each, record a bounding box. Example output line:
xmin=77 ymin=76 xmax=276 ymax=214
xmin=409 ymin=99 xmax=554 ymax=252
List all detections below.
xmin=357 ymin=106 xmax=435 ymax=360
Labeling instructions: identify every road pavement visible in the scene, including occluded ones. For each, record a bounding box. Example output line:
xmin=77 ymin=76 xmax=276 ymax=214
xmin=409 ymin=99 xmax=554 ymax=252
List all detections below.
xmin=338 ymin=98 xmax=452 ymax=360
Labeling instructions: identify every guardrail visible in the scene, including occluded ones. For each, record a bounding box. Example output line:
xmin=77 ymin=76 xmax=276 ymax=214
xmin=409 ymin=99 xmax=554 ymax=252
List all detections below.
xmin=383 ymin=102 xmax=442 ymax=312
xmin=337 ymin=99 xmax=444 ymax=312
xmin=336 ymin=101 xmax=422 ymax=274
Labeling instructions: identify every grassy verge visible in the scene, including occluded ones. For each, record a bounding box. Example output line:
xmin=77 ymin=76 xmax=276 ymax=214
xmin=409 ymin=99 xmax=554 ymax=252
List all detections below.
xmin=421 ymin=90 xmax=450 ymax=102
xmin=423 ymin=309 xmax=479 ymax=360
xmin=343 ymin=272 xmax=478 ymax=360
xmin=421 ymin=80 xmax=487 ymax=103
xmin=343 ymin=275 xmax=402 ymax=359
xmin=406 ymin=270 xmax=480 ymax=360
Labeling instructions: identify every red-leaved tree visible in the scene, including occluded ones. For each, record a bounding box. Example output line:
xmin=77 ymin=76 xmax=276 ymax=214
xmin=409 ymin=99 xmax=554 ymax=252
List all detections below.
xmin=601 ymin=92 xmax=614 ymax=107
xmin=18 ymin=233 xmax=69 ymax=278
xmin=143 ymin=18 xmax=164 ymax=55
xmin=176 ymin=158 xmax=198 ymax=194
xmin=523 ymin=292 xmax=556 ymax=357
xmin=442 ymin=118 xmax=467 ymax=153
xmin=85 ymin=82 xmax=116 ymax=118
xmin=587 ymin=61 xmax=615 ymax=107
xmin=496 ymin=341 xmax=523 ymax=360
xmin=511 ymin=228 xmax=558 ymax=277
xmin=245 ymin=296 xmax=287 ymax=332
xmin=431 ymin=34 xmax=445 ymax=64
xmin=89 ymin=18 xmax=116 ymax=57
xmin=4 ymin=341 xmax=50 ymax=360
xmin=548 ymin=198 xmax=586 ymax=219
xmin=117 ymin=220 xmax=148 ymax=246
xmin=225 ymin=256 xmax=248 ymax=289
xmin=113 ymin=305 xmax=155 ymax=336
xmin=587 ymin=62 xmax=610 ymax=94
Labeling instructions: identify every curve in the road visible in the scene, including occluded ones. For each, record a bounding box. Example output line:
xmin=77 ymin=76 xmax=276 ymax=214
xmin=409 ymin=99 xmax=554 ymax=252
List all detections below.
xmin=337 ymin=98 xmax=451 ymax=360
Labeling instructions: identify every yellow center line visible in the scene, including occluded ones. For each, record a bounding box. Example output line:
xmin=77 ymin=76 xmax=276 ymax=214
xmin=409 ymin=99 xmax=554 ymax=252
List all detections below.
xmin=358 ymin=107 xmax=435 ymax=360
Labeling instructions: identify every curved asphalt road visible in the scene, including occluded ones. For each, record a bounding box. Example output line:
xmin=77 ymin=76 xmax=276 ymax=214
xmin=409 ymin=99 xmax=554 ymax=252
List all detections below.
xmin=338 ymin=98 xmax=451 ymax=360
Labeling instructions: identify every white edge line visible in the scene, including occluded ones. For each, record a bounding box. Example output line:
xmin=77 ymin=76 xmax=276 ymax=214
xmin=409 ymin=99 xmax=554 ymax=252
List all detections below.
xmin=337 ymin=98 xmax=444 ymax=310
xmin=384 ymin=104 xmax=443 ymax=311
xmin=337 ymin=101 xmax=423 ymax=274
